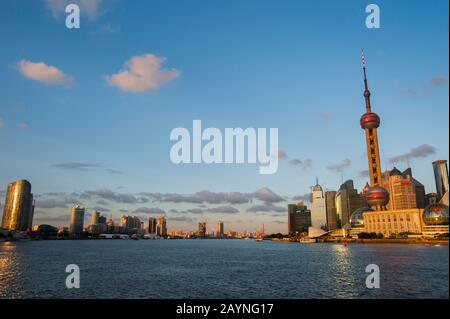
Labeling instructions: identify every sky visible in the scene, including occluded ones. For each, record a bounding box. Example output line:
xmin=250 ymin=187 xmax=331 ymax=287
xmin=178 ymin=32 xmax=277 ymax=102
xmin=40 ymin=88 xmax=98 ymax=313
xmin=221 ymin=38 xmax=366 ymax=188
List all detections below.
xmin=0 ymin=0 xmax=448 ymax=233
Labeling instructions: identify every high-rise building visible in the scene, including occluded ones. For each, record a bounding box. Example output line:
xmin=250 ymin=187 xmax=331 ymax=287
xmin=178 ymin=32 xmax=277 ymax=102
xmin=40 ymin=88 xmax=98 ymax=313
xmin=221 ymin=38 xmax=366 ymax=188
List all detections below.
xmin=119 ymin=214 xmax=141 ymax=229
xmin=382 ymin=167 xmax=417 ymax=210
xmin=287 ymin=202 xmax=311 ymax=234
xmin=198 ymin=222 xmax=206 ymax=238
xmin=335 ymin=180 xmax=363 ymax=228
xmin=310 ymin=179 xmax=327 ymax=229
xmin=433 ymin=160 xmax=449 ymax=203
xmin=325 ymin=191 xmax=338 ymax=230
xmin=1 ymin=179 xmax=35 ymax=231
xmin=148 ymin=217 xmax=157 ymax=234
xmin=91 ymin=210 xmax=100 ymax=225
xmin=402 ymin=168 xmax=427 ymax=209
xmin=156 ymin=216 xmax=167 ymax=237
xmin=359 ymin=51 xmax=390 ymax=210
xmin=98 ymin=215 xmax=107 ymax=224
xmin=215 ymin=221 xmax=224 ymax=238
xmin=70 ymin=205 xmax=85 ymax=235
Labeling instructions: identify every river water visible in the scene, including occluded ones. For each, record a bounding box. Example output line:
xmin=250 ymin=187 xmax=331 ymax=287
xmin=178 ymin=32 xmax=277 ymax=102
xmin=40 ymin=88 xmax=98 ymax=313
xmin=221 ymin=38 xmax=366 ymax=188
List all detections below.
xmin=0 ymin=239 xmax=448 ymax=299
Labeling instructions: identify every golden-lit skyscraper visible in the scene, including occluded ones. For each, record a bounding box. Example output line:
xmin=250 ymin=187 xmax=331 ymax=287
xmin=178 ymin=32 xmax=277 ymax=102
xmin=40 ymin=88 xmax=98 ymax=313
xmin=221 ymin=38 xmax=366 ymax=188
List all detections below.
xmin=91 ymin=210 xmax=100 ymax=225
xmin=359 ymin=51 xmax=389 ymax=210
xmin=1 ymin=179 xmax=35 ymax=231
xmin=433 ymin=160 xmax=449 ymax=202
xmin=70 ymin=205 xmax=85 ymax=235
xmin=215 ymin=221 xmax=224 ymax=238
xmin=198 ymin=222 xmax=206 ymax=238
xmin=156 ymin=216 xmax=167 ymax=237
xmin=382 ymin=168 xmax=418 ymax=210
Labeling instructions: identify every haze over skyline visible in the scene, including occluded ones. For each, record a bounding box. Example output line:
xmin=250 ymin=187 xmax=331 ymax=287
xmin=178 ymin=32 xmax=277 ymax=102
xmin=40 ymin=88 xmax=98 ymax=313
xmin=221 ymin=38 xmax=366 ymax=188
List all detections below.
xmin=0 ymin=0 xmax=448 ymax=233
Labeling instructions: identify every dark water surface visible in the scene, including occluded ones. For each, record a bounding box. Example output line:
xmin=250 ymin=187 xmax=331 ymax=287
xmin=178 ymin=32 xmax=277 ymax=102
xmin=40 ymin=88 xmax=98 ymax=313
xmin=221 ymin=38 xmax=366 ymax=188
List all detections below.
xmin=0 ymin=239 xmax=448 ymax=299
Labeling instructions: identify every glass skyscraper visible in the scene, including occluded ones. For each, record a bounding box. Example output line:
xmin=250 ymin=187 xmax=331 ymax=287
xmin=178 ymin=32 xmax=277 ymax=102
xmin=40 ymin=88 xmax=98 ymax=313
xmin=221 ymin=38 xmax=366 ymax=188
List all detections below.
xmin=1 ymin=179 xmax=35 ymax=231
xmin=70 ymin=205 xmax=85 ymax=235
xmin=433 ymin=160 xmax=449 ymax=201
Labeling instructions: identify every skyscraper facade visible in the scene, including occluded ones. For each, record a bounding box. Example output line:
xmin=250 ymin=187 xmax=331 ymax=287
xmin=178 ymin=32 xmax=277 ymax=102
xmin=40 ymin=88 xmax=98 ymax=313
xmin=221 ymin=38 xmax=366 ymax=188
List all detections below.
xmin=1 ymin=179 xmax=35 ymax=231
xmin=335 ymin=180 xmax=363 ymax=228
xmin=70 ymin=205 xmax=85 ymax=235
xmin=433 ymin=160 xmax=449 ymax=202
xmin=198 ymin=222 xmax=206 ymax=238
xmin=402 ymin=168 xmax=428 ymax=209
xmin=119 ymin=214 xmax=141 ymax=229
xmin=287 ymin=202 xmax=311 ymax=234
xmin=382 ymin=167 xmax=417 ymax=210
xmin=91 ymin=210 xmax=100 ymax=225
xmin=215 ymin=221 xmax=224 ymax=238
xmin=148 ymin=217 xmax=157 ymax=234
xmin=156 ymin=216 xmax=167 ymax=237
xmin=325 ymin=191 xmax=338 ymax=230
xmin=310 ymin=179 xmax=327 ymax=229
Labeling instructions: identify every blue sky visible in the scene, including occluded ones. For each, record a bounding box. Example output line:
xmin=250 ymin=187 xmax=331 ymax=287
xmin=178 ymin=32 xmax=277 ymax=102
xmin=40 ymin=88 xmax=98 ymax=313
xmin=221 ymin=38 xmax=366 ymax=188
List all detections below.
xmin=0 ymin=0 xmax=448 ymax=233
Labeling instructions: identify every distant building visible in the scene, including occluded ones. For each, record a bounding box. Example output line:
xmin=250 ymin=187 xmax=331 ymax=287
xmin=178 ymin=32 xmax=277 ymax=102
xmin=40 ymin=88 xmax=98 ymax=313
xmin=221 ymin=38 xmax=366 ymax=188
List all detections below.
xmin=382 ymin=167 xmax=418 ymax=210
xmin=70 ymin=205 xmax=85 ymax=235
xmin=310 ymin=179 xmax=327 ymax=229
xmin=215 ymin=221 xmax=224 ymax=238
xmin=148 ymin=217 xmax=157 ymax=234
xmin=1 ymin=180 xmax=35 ymax=231
xmin=91 ymin=210 xmax=100 ymax=225
xmin=119 ymin=214 xmax=141 ymax=229
xmin=98 ymin=215 xmax=107 ymax=224
xmin=198 ymin=222 xmax=206 ymax=238
xmin=433 ymin=160 xmax=449 ymax=204
xmin=335 ymin=180 xmax=363 ymax=228
xmin=288 ymin=202 xmax=311 ymax=234
xmin=156 ymin=216 xmax=167 ymax=237
xmin=325 ymin=191 xmax=338 ymax=230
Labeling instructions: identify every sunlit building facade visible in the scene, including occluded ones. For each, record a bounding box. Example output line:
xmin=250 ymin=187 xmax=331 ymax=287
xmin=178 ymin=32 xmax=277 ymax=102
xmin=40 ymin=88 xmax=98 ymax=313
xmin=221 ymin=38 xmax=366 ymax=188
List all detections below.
xmin=215 ymin=221 xmax=224 ymax=238
xmin=382 ymin=167 xmax=417 ymax=211
xmin=433 ymin=160 xmax=449 ymax=205
xmin=198 ymin=222 xmax=206 ymax=238
xmin=310 ymin=180 xmax=327 ymax=229
xmin=69 ymin=205 xmax=85 ymax=235
xmin=156 ymin=216 xmax=167 ymax=237
xmin=1 ymin=179 xmax=35 ymax=231
xmin=335 ymin=180 xmax=363 ymax=228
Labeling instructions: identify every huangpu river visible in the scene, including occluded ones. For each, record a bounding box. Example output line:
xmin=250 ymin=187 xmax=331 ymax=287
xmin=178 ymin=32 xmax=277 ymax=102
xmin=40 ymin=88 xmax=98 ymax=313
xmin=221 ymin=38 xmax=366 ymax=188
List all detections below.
xmin=0 ymin=239 xmax=448 ymax=299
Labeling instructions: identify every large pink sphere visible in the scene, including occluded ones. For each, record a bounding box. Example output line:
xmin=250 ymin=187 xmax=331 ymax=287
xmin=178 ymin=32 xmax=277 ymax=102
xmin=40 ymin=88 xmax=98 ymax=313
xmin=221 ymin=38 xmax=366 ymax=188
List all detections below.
xmin=365 ymin=186 xmax=389 ymax=207
xmin=360 ymin=112 xmax=380 ymax=129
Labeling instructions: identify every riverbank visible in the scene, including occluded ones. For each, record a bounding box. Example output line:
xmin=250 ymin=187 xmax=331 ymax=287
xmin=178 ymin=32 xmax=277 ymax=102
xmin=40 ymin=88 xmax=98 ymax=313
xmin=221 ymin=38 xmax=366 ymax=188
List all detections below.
xmin=270 ymin=238 xmax=449 ymax=245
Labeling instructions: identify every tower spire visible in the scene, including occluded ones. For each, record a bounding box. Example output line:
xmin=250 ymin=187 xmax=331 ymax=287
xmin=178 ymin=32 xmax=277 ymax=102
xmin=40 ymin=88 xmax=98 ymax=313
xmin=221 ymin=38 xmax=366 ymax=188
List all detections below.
xmin=362 ymin=49 xmax=371 ymax=112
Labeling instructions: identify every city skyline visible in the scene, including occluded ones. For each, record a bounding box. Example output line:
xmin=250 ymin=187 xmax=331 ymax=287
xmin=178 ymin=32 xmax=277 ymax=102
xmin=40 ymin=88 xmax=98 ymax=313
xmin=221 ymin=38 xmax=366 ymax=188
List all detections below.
xmin=0 ymin=0 xmax=448 ymax=233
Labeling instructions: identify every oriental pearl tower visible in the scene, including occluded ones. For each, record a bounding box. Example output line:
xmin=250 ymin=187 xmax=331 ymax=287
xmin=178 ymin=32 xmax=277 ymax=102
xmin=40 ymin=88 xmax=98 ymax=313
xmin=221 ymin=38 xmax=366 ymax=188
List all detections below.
xmin=360 ymin=50 xmax=389 ymax=210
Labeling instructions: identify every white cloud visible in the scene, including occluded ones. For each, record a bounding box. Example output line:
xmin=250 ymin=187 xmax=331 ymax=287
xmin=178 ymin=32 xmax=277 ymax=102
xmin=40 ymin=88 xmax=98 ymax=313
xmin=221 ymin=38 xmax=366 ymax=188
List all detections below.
xmin=17 ymin=122 xmax=29 ymax=130
xmin=106 ymin=54 xmax=180 ymax=92
xmin=44 ymin=0 xmax=103 ymax=21
xmin=17 ymin=60 xmax=73 ymax=86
